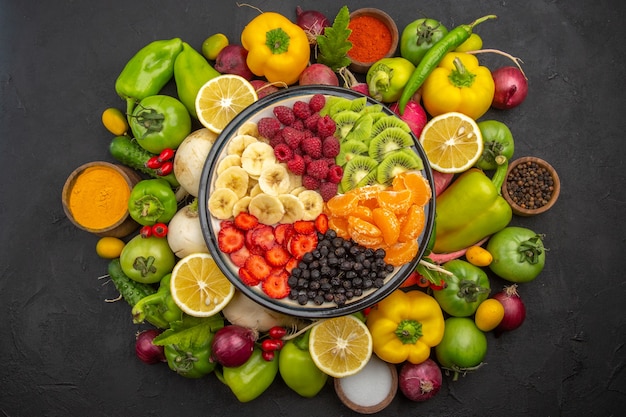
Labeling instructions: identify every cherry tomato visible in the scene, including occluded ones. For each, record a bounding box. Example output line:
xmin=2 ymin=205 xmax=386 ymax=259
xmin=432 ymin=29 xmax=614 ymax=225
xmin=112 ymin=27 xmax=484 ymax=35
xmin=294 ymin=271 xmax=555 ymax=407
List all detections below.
xmin=261 ymin=339 xmax=284 ymax=352
xmin=268 ymin=326 xmax=287 ymax=340
xmin=140 ymin=225 xmax=153 ymax=238
xmin=152 ymin=223 xmax=168 ymax=238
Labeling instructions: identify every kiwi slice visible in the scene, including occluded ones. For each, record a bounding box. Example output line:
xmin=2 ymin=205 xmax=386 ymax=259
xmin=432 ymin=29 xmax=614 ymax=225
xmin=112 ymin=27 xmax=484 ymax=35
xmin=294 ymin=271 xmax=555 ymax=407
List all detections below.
xmin=319 ymin=96 xmax=342 ymax=117
xmin=328 ymin=98 xmax=354 ymax=117
xmin=344 ymin=113 xmax=373 ymax=144
xmin=368 ymin=127 xmax=414 ymax=162
xmin=376 ymin=149 xmax=424 ymax=186
xmin=336 ymin=139 xmax=369 ymax=166
xmin=356 ymin=169 xmax=380 ymax=188
xmin=350 ymin=97 xmax=368 ymax=113
xmin=340 ymin=155 xmax=379 ymax=192
xmin=333 ymin=110 xmax=362 ymax=140
xmin=371 ymin=115 xmax=411 ymax=138
xmin=360 ymin=104 xmax=384 ymax=115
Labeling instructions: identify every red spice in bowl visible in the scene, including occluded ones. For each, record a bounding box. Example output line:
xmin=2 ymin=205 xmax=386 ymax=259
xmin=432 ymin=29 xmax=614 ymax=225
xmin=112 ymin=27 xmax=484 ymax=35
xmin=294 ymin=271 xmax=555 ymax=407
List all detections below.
xmin=347 ymin=8 xmax=399 ymax=74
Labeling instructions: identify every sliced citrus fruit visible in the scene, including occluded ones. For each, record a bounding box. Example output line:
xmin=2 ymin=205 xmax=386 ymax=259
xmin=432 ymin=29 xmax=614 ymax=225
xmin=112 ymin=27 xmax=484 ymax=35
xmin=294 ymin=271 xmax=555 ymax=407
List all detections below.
xmin=170 ymin=253 xmax=235 ymax=317
xmin=326 ymin=193 xmax=359 ymax=217
xmin=419 ymin=112 xmax=483 ymax=173
xmin=309 ymin=315 xmax=373 ymax=378
xmin=195 ymin=74 xmax=258 ymax=134
xmin=377 ymin=189 xmax=413 ymax=214
xmin=398 ymin=204 xmax=425 ymax=242
xmin=384 ymin=239 xmax=419 ymax=266
xmin=392 ymin=170 xmax=432 ymax=207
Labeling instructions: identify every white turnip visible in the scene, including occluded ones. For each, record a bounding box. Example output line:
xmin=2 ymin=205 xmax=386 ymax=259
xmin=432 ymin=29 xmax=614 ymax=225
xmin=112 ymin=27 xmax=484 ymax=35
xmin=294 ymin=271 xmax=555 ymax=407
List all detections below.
xmin=166 ymin=199 xmax=209 ymax=258
xmin=398 ymin=359 xmax=442 ymax=402
xmin=221 ymin=290 xmax=305 ymax=332
xmin=173 ymin=128 xmax=217 ymax=197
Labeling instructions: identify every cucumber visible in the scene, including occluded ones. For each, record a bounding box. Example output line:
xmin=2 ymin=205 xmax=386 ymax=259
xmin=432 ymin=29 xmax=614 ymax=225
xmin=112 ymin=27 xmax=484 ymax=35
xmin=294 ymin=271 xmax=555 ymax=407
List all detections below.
xmin=109 ymin=135 xmax=180 ymax=187
xmin=107 ymin=258 xmax=156 ymax=307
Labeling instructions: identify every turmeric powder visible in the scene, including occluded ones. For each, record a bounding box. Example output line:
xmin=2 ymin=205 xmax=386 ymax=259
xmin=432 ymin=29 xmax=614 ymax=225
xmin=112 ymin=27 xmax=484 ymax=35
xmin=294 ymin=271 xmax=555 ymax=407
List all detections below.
xmin=68 ymin=165 xmax=131 ymax=230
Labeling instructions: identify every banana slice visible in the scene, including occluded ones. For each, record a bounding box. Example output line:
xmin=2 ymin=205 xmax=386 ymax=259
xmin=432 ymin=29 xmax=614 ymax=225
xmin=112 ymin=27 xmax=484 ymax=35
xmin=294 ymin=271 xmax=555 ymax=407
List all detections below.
xmin=236 ymin=121 xmax=260 ymax=139
xmin=290 ymin=186 xmax=307 ymax=196
xmin=241 ymin=141 xmax=276 ymax=177
xmin=249 ymin=182 xmax=263 ymax=198
xmin=298 ymin=190 xmax=324 ymax=221
xmin=232 ymin=196 xmax=252 ymax=217
xmin=216 ymin=154 xmax=242 ymax=176
xmin=278 ymin=194 xmax=305 ymax=223
xmin=208 ymin=188 xmax=239 ymax=220
xmin=258 ymin=163 xmax=291 ymax=196
xmin=248 ymin=193 xmax=285 ymax=225
xmin=287 ymin=168 xmax=303 ymax=192
xmin=214 ymin=166 xmax=249 ymax=199
xmin=228 ymin=134 xmax=258 ymax=156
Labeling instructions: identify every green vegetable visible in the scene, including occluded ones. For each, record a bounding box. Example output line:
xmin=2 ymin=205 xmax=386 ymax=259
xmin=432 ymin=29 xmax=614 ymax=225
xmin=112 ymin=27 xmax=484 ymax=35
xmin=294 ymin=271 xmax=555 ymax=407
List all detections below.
xmin=400 ymin=18 xmax=448 ymax=66
xmin=397 ymin=14 xmax=497 ymax=114
xmin=115 ymin=38 xmax=183 ymax=115
xmin=487 ymin=227 xmax=546 ymax=283
xmin=476 ymin=120 xmax=515 ymax=179
xmin=366 ymin=57 xmax=415 ymax=103
xmin=216 ymin=347 xmax=279 ymax=402
xmin=278 ymin=329 xmax=328 ymax=398
xmin=128 ymin=178 xmax=178 ymax=226
xmin=109 ymin=136 xmax=179 ymax=187
xmin=174 ymin=42 xmax=220 ymax=119
xmin=434 ymin=168 xmax=511 ymax=253
xmin=316 ymin=6 xmax=353 ymax=71
xmin=433 ymin=259 xmax=490 ymax=317
xmin=131 ymin=273 xmax=182 ymax=329
xmin=119 ymin=234 xmax=175 ymax=284
xmin=435 ymin=317 xmax=487 ymax=381
xmin=129 ymin=95 xmax=192 ymax=154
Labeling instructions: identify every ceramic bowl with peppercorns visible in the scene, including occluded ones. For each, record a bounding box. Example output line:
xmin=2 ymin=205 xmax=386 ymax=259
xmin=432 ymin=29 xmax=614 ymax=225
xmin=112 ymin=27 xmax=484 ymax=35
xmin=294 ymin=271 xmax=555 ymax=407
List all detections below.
xmin=501 ymin=156 xmax=561 ymax=216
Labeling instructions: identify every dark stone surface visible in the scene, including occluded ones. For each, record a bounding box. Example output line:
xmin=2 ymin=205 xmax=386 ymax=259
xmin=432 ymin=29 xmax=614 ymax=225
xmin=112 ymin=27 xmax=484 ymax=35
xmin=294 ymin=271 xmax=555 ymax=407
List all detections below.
xmin=1 ymin=1 xmax=625 ymax=416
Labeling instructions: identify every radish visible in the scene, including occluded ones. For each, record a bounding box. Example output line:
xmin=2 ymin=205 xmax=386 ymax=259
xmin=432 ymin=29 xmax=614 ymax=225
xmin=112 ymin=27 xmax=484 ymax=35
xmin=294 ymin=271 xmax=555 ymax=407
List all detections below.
xmin=298 ymin=63 xmax=339 ymax=86
xmin=166 ymin=199 xmax=209 ymax=258
xmin=389 ymin=100 xmax=428 ymax=138
xmin=249 ymin=80 xmax=285 ymax=99
xmin=398 ymin=359 xmax=442 ymax=402
xmin=338 ymin=67 xmax=369 ymax=96
xmin=214 ymin=45 xmax=254 ymax=80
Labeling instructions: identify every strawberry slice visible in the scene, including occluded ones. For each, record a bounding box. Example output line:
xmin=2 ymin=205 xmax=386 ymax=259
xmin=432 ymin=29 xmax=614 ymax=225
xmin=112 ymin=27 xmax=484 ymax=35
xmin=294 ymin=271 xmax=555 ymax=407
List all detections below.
xmin=217 ymin=226 xmax=244 ymax=254
xmin=314 ymin=213 xmax=329 ymax=234
xmin=234 ymin=212 xmax=259 ymax=231
xmin=265 ymin=245 xmax=290 ymax=267
xmin=288 ymin=232 xmax=318 ymax=260
xmin=262 ymin=269 xmax=291 ymax=299
xmin=274 ymin=223 xmax=294 ymax=246
xmin=238 ymin=266 xmax=262 ymax=286
xmin=285 ymin=257 xmax=299 ymax=273
xmin=293 ymin=220 xmax=315 ymax=235
xmin=220 ymin=220 xmax=235 ymax=230
xmin=245 ymin=224 xmax=266 ymax=255
xmin=229 ymin=245 xmax=251 ymax=268
xmin=244 ymin=254 xmax=272 ymax=281
xmin=251 ymin=224 xmax=277 ymax=251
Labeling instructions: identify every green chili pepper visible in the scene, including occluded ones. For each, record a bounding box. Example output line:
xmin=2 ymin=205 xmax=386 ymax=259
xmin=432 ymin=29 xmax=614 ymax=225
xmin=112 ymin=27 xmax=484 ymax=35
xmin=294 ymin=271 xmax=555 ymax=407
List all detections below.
xmin=131 ymin=273 xmax=182 ymax=329
xmin=115 ymin=38 xmax=183 ymax=115
xmin=174 ymin=42 xmax=221 ymax=119
xmin=216 ymin=347 xmax=279 ymax=403
xmin=278 ymin=329 xmax=328 ymax=398
xmin=433 ymin=168 xmax=511 ymax=253
xmin=476 ymin=120 xmax=515 ymax=180
xmin=127 ymin=178 xmax=178 ymax=226
xmin=397 ymin=15 xmax=496 ymax=114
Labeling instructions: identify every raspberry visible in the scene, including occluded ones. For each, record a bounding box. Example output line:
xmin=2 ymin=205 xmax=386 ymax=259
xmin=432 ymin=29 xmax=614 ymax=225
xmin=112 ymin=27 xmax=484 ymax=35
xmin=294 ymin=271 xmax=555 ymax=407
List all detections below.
xmin=274 ymin=143 xmax=293 ymax=162
xmin=257 ymin=117 xmax=281 ymax=139
xmin=308 ymin=94 xmax=326 ymax=113
xmin=322 ymin=135 xmax=340 ymax=158
xmin=326 ymin=164 xmax=344 ymax=184
xmin=318 ymin=181 xmax=338 ymax=202
xmin=302 ymin=154 xmax=313 ymax=168
xmin=269 ymin=129 xmax=285 ymax=148
xmin=287 ymin=154 xmax=306 ymax=175
xmin=302 ymin=174 xmax=321 ymax=190
xmin=273 ymin=105 xmax=296 ymax=125
xmin=316 ymin=115 xmax=336 ymax=138
xmin=282 ymin=126 xmax=304 ymax=150
xmin=292 ymin=119 xmax=305 ymax=132
xmin=307 ymin=159 xmax=330 ymax=180
xmin=293 ymin=100 xmax=312 ymax=120
xmin=304 ymin=113 xmax=321 ymax=132
xmin=301 ymin=136 xmax=322 ymax=159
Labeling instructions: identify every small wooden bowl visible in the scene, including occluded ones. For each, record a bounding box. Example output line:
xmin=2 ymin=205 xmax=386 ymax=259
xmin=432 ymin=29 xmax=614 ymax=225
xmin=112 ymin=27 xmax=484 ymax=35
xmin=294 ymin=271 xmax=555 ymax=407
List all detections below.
xmin=347 ymin=8 xmax=399 ymax=74
xmin=62 ymin=161 xmax=141 ymax=237
xmin=502 ymin=156 xmax=561 ymax=216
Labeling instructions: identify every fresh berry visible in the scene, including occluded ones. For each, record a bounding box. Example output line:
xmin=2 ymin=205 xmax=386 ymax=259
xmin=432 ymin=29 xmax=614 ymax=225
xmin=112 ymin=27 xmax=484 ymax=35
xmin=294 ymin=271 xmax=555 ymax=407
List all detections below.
xmin=293 ymin=220 xmax=316 ymax=235
xmin=293 ymin=100 xmax=312 ymax=120
xmin=234 ymin=212 xmax=259 ymax=231
xmin=286 ymin=154 xmax=306 ymax=175
xmin=307 ymin=159 xmax=330 ymax=180
xmin=217 ymin=226 xmax=245 ymax=253
xmin=244 ymin=254 xmax=272 ymax=281
xmin=301 ymin=136 xmax=322 ymax=159
xmin=314 ymin=213 xmax=329 ymax=234
xmin=274 ymin=143 xmax=293 ymax=162
xmin=288 ymin=233 xmax=319 ymax=260
xmin=302 ymin=174 xmax=321 ymax=190
xmin=268 ymin=325 xmax=288 ymax=340
xmin=318 ymin=180 xmax=339 ymax=202
xmin=273 ymin=105 xmax=296 ymax=125
xmin=292 ymin=119 xmax=305 ymax=132
xmin=284 ymin=257 xmax=299 ymax=273
xmin=316 ymin=115 xmax=336 ymax=137
xmin=251 ymin=225 xmax=277 ymax=251
xmin=274 ymin=223 xmax=295 ymax=245
xmin=322 ymin=135 xmax=340 ymax=158
xmin=229 ymin=245 xmax=251 ymax=268
xmin=326 ymin=164 xmax=344 ymax=184
xmin=304 ymin=113 xmax=321 ymax=132
xmin=239 ymin=266 xmax=262 ymax=286
xmin=261 ymin=338 xmax=284 ymax=352
xmin=308 ymin=94 xmax=326 ymax=113
xmin=269 ymin=130 xmax=286 ymax=148
xmin=262 ymin=268 xmax=290 ymax=298
xmin=261 ymin=350 xmax=275 ymax=361
xmin=282 ymin=126 xmax=304 ymax=150
xmin=257 ymin=117 xmax=281 ymax=139
xmin=265 ymin=245 xmax=291 ymax=267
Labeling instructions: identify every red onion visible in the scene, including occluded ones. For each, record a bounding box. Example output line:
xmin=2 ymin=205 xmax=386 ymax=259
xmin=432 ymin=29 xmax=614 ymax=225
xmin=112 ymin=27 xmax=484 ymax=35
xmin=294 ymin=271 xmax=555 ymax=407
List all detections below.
xmin=491 ymin=66 xmax=528 ymax=109
xmin=492 ymin=285 xmax=526 ymax=334
xmin=295 ymin=6 xmax=330 ymax=46
xmin=389 ymin=100 xmax=428 ymax=138
xmin=398 ymin=359 xmax=442 ymax=402
xmin=135 ymin=329 xmax=166 ymax=364
xmin=210 ymin=325 xmax=257 ymax=367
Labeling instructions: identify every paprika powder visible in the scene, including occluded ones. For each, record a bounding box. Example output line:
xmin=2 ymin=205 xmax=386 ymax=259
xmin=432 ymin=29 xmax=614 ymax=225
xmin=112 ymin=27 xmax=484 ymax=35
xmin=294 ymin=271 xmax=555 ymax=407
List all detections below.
xmin=348 ymin=15 xmax=392 ymax=63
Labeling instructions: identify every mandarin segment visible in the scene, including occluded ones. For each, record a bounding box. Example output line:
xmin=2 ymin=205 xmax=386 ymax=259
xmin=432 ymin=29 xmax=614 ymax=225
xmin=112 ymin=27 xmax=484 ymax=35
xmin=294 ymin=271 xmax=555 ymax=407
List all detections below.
xmin=377 ymin=189 xmax=413 ymax=214
xmin=393 ymin=170 xmax=432 ymax=206
xmin=348 ymin=216 xmax=382 ymax=237
xmin=372 ymin=207 xmax=401 ymax=246
xmin=326 ymin=193 xmax=359 ymax=217
xmin=398 ymin=204 xmax=426 ymax=242
xmin=384 ymin=239 xmax=419 ymax=266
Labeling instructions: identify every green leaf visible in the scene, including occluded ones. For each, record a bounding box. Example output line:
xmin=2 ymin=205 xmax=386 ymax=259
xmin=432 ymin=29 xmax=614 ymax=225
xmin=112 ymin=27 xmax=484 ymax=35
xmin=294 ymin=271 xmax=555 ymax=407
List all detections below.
xmin=152 ymin=314 xmax=224 ymax=349
xmin=316 ymin=6 xmax=353 ymax=71
xmin=416 ymin=258 xmax=448 ymax=285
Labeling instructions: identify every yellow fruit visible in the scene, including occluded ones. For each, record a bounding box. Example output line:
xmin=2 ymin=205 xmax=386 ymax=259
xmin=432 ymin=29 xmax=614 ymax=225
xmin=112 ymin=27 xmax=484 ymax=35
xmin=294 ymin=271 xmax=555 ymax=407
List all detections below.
xmin=170 ymin=253 xmax=235 ymax=317
xmin=465 ymin=245 xmax=493 ymax=267
xmin=195 ymin=74 xmax=258 ymax=134
xmin=202 ymin=33 xmax=229 ymax=60
xmin=95 ymin=237 xmax=125 ymax=259
xmin=309 ymin=315 xmax=373 ymax=378
xmin=101 ymin=107 xmax=129 ymax=136
xmin=455 ymin=33 xmax=483 ymax=52
xmin=475 ymin=298 xmax=505 ymax=332
xmin=419 ymin=112 xmax=483 ymax=173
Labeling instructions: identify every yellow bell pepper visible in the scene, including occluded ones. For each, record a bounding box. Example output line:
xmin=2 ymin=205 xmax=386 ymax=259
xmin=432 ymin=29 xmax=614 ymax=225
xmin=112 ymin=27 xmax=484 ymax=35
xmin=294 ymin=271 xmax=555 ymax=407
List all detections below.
xmin=366 ymin=289 xmax=445 ymax=364
xmin=241 ymin=12 xmax=311 ymax=86
xmin=421 ymin=52 xmax=495 ymax=120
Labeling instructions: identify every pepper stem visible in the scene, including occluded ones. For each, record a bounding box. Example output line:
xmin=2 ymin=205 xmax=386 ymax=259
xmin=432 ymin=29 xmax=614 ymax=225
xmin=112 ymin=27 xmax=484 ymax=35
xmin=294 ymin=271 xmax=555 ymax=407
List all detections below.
xmin=367 ymin=63 xmax=393 ymax=101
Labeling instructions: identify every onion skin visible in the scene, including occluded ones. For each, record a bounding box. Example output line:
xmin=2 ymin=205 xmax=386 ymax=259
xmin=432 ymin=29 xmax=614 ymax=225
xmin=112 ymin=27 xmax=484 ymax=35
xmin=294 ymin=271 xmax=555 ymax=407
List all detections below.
xmin=398 ymin=359 xmax=442 ymax=402
xmin=295 ymin=6 xmax=330 ymax=46
xmin=210 ymin=325 xmax=257 ymax=367
xmin=492 ymin=285 xmax=526 ymax=334
xmin=491 ymin=66 xmax=528 ymax=110
xmin=135 ymin=329 xmax=166 ymax=364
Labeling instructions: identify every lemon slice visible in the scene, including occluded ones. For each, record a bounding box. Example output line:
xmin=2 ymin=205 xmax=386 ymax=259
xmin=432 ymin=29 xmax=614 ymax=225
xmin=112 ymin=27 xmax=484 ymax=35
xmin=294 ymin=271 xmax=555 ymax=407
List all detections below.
xmin=309 ymin=315 xmax=373 ymax=378
xmin=195 ymin=74 xmax=258 ymax=134
xmin=170 ymin=253 xmax=235 ymax=317
xmin=419 ymin=112 xmax=483 ymax=173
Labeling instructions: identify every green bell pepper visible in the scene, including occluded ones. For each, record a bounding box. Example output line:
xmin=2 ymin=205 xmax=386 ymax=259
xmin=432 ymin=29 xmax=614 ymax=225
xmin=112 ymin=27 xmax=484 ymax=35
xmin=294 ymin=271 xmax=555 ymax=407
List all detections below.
xmin=366 ymin=57 xmax=416 ymax=103
xmin=174 ymin=42 xmax=221 ymax=119
xmin=433 ymin=259 xmax=490 ymax=317
xmin=128 ymin=178 xmax=178 ymax=226
xmin=433 ymin=168 xmax=512 ymax=253
xmin=476 ymin=120 xmax=515 ymax=179
xmin=278 ymin=329 xmax=328 ymax=398
xmin=216 ymin=347 xmax=279 ymax=403
xmin=115 ymin=38 xmax=183 ymax=115
xmin=131 ymin=273 xmax=182 ymax=329
xmin=400 ymin=18 xmax=448 ymax=66
xmin=164 ymin=343 xmax=215 ymax=379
